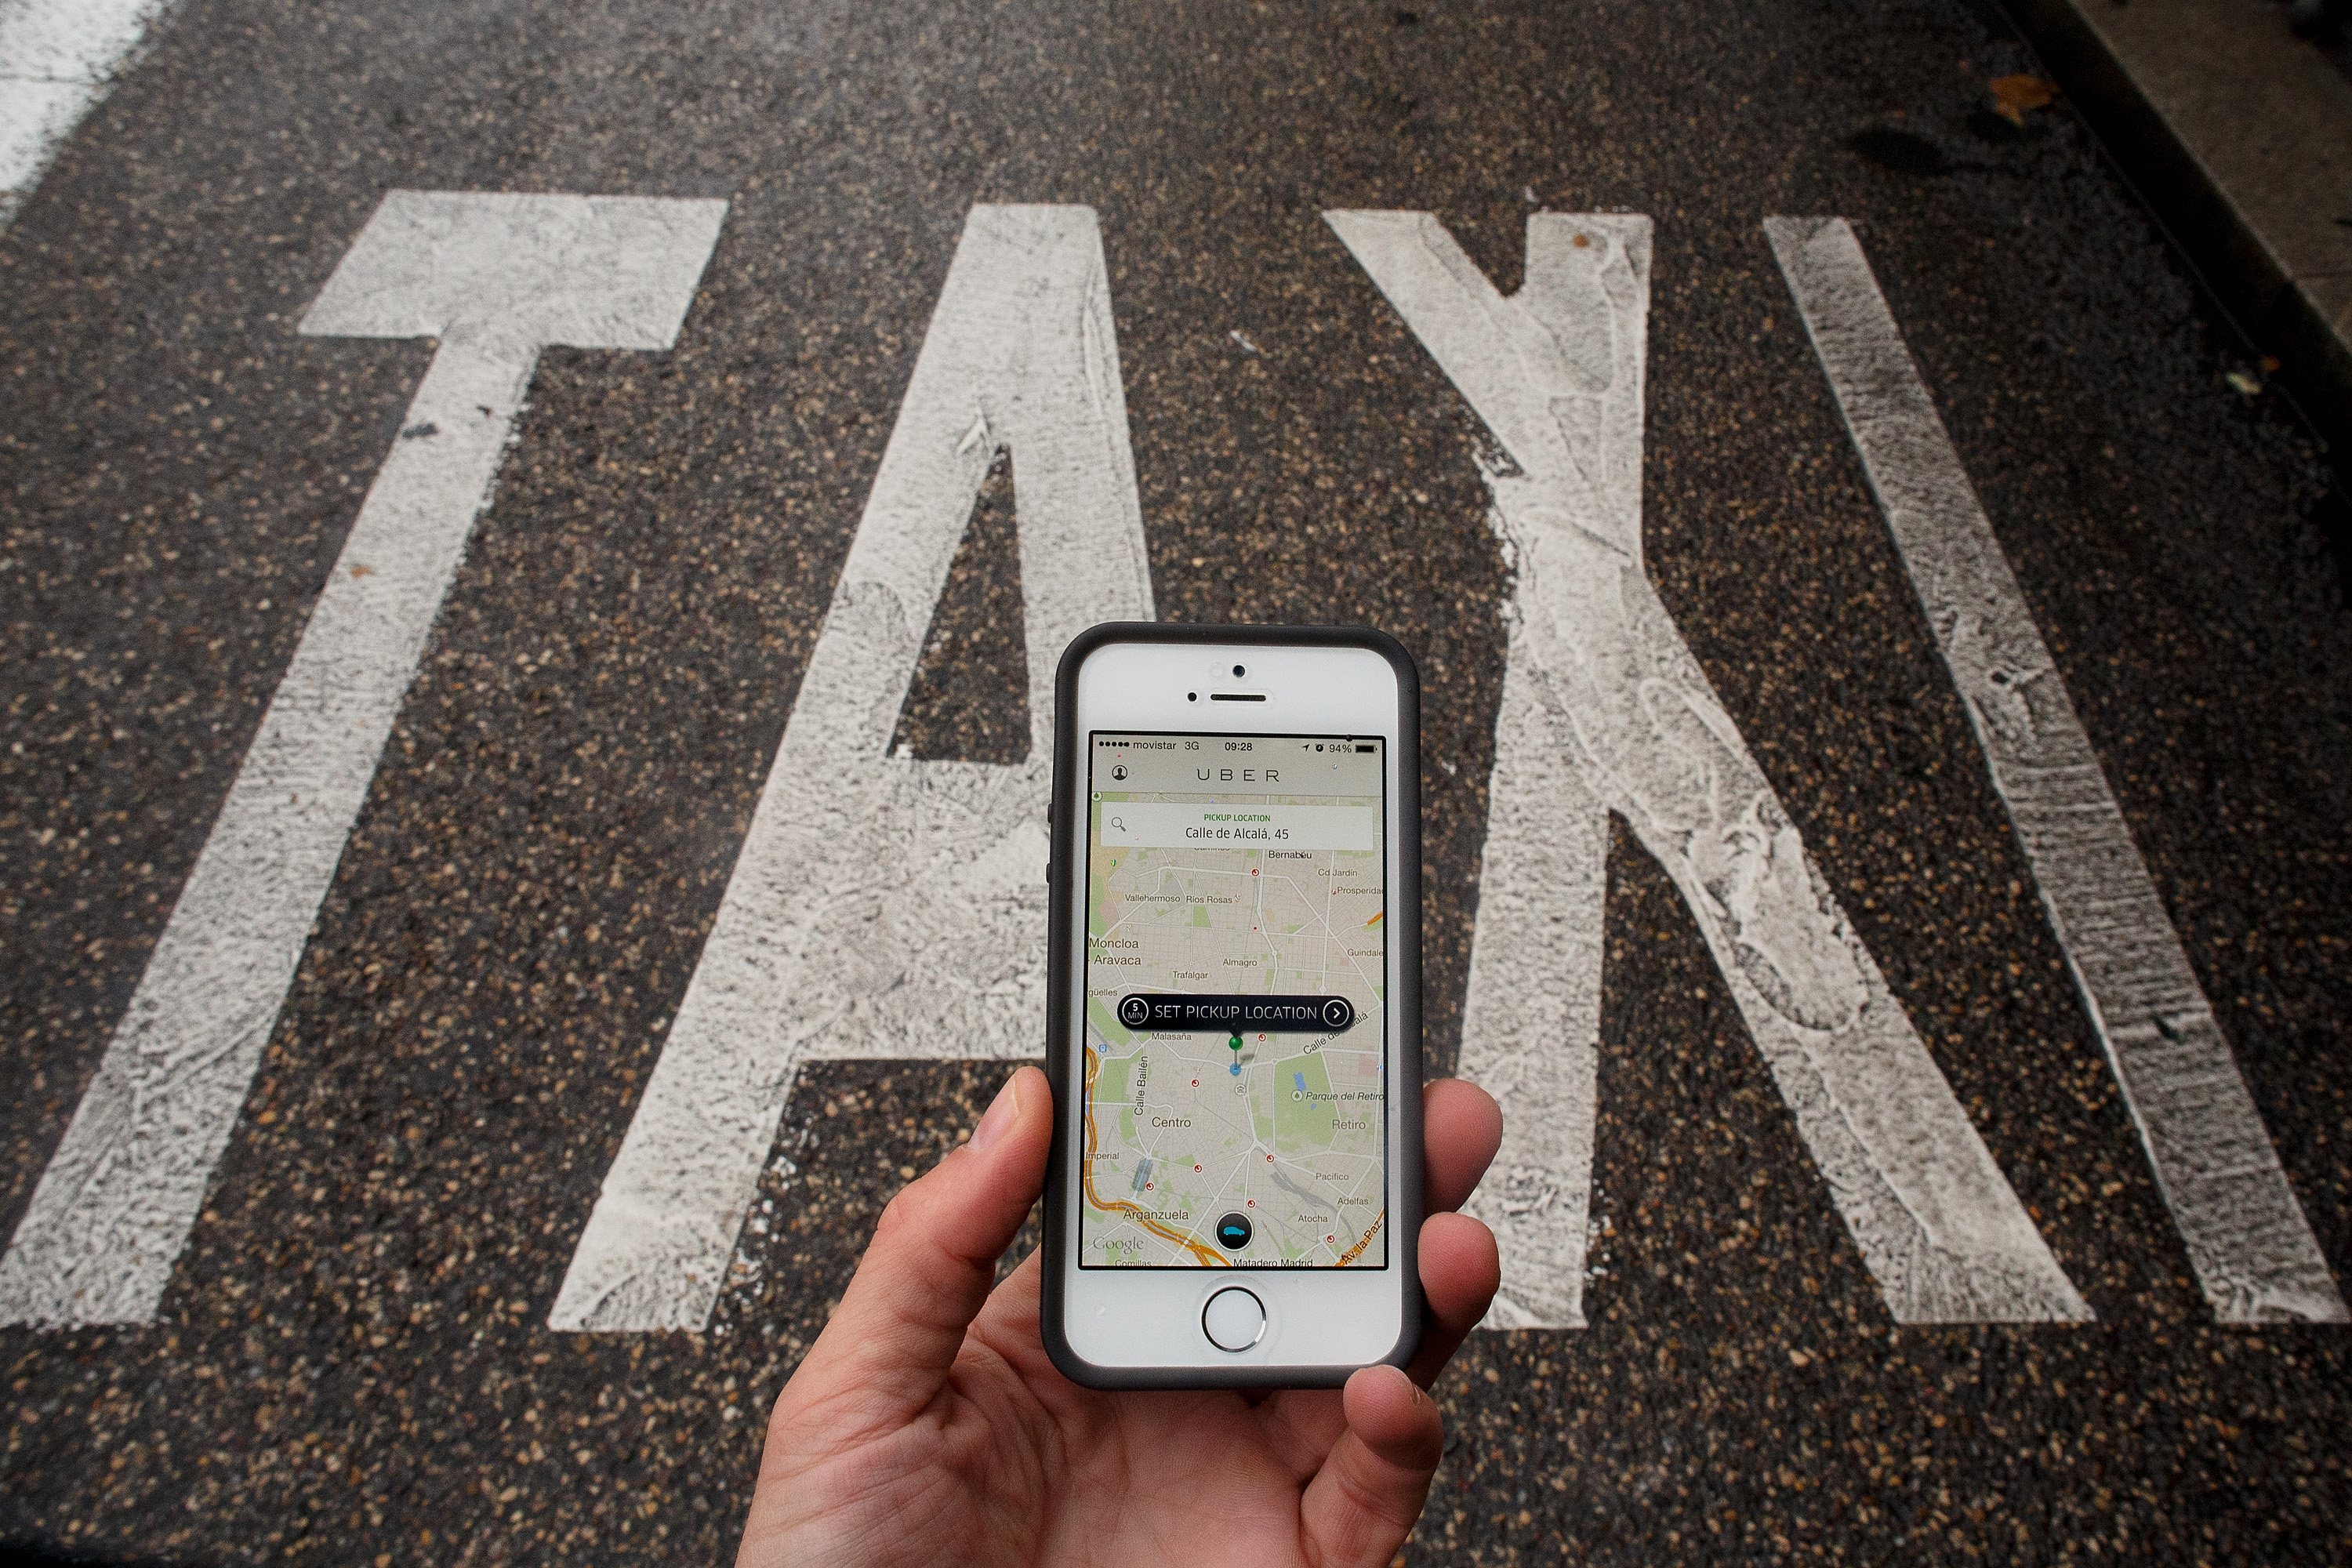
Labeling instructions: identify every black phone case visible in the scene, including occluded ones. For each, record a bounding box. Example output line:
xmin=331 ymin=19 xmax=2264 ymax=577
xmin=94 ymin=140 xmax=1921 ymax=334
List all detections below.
xmin=1038 ymin=622 xmax=1425 ymax=1391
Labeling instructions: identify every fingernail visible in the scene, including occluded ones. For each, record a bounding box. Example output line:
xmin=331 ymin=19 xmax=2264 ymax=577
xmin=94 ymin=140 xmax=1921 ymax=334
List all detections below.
xmin=969 ymin=1072 xmax=1022 ymax=1152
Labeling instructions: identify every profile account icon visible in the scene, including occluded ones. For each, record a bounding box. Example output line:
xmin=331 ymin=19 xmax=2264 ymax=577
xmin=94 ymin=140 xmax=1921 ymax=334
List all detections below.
xmin=1110 ymin=764 xmax=1128 ymax=780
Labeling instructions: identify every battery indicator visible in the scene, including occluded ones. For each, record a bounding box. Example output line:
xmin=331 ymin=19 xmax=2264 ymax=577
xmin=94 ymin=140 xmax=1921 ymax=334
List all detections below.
xmin=1356 ymin=744 xmax=1376 ymax=753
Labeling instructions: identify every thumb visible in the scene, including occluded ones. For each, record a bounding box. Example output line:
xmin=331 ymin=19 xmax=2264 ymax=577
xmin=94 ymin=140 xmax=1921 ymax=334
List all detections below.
xmin=776 ymin=1065 xmax=1051 ymax=1435
xmin=1298 ymin=1364 xmax=1446 ymax=1567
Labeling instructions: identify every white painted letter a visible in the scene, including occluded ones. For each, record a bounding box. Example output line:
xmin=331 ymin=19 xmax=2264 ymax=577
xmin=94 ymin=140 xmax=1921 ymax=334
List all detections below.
xmin=554 ymin=205 xmax=1153 ymax=1332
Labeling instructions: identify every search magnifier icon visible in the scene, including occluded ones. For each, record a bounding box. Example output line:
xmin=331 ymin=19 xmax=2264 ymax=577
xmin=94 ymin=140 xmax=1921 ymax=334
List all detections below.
xmin=1109 ymin=815 xmax=1127 ymax=833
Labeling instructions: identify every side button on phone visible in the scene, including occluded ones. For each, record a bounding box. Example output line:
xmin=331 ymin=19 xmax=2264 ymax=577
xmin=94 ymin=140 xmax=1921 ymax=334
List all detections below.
xmin=1202 ymin=1287 xmax=1265 ymax=1352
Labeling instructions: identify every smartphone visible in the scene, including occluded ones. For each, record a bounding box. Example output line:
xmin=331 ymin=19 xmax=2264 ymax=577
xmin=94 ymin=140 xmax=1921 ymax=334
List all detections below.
xmin=1040 ymin=624 xmax=1423 ymax=1390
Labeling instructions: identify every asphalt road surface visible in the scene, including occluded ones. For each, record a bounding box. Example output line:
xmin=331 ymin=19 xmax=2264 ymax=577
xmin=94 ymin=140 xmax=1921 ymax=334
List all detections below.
xmin=4 ymin=0 xmax=2350 ymax=1563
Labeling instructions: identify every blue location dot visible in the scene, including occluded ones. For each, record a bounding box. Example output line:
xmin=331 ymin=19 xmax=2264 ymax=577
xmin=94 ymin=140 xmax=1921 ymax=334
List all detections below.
xmin=1229 ymin=1062 xmax=1241 ymax=1076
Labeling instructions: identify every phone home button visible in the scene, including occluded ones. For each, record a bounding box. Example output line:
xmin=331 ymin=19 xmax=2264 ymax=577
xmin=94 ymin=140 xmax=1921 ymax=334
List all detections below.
xmin=1202 ymin=1287 xmax=1266 ymax=1352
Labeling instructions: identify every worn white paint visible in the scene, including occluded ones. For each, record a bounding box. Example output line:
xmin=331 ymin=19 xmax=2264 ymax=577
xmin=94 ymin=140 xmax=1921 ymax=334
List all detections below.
xmin=1328 ymin=209 xmax=2092 ymax=1328
xmin=551 ymin=205 xmax=1153 ymax=1333
xmin=0 ymin=0 xmax=165 ymax=227
xmin=0 ymin=192 xmax=726 ymax=1327
xmin=1767 ymin=216 xmax=2347 ymax=1324
xmin=1451 ymin=651 xmax=1610 ymax=1328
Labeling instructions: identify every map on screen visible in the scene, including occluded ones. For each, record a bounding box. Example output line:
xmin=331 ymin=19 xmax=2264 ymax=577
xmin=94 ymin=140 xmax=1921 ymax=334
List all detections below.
xmin=1079 ymin=732 xmax=1389 ymax=1269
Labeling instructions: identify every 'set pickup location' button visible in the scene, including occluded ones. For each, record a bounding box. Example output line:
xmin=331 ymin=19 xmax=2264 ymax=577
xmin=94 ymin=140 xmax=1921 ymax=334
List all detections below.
xmin=1116 ymin=993 xmax=1356 ymax=1033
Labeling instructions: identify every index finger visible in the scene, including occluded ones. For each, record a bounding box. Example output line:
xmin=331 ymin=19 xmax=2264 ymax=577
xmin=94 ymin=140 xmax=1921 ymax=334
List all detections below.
xmin=1424 ymin=1077 xmax=1501 ymax=1213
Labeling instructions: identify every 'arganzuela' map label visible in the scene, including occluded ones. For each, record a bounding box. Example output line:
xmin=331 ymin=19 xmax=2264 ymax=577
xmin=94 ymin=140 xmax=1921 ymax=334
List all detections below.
xmin=1080 ymin=734 xmax=1390 ymax=1270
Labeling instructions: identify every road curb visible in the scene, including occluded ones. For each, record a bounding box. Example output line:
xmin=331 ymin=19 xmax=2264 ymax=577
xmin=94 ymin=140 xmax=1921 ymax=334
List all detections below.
xmin=2002 ymin=0 xmax=2352 ymax=454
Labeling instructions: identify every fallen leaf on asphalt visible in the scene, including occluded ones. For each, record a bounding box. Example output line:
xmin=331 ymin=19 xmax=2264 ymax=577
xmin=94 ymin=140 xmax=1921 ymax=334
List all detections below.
xmin=1991 ymin=74 xmax=2059 ymax=124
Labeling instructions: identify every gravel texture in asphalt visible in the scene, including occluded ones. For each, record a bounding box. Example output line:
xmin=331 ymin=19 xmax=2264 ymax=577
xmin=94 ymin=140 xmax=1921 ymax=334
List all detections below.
xmin=1 ymin=0 xmax=2347 ymax=1562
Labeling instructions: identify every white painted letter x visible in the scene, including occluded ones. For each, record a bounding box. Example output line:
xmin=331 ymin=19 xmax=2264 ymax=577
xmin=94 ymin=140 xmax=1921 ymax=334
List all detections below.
xmin=1326 ymin=211 xmax=2090 ymax=1328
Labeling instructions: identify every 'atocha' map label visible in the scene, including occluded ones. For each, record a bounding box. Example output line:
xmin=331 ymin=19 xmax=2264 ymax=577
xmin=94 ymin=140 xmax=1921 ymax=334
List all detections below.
xmin=1080 ymin=733 xmax=1390 ymax=1271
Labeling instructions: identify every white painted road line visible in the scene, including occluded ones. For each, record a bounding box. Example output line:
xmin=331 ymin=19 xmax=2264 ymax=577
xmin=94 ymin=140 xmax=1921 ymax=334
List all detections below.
xmin=1766 ymin=216 xmax=2348 ymax=1325
xmin=0 ymin=192 xmax=726 ymax=1327
xmin=0 ymin=0 xmax=167 ymax=227
xmin=1329 ymin=210 xmax=2092 ymax=1327
xmin=552 ymin=205 xmax=1154 ymax=1333
xmin=1449 ymin=648 xmax=1610 ymax=1329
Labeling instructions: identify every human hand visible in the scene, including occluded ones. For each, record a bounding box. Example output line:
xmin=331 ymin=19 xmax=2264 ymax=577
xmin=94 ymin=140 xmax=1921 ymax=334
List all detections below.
xmin=735 ymin=1065 xmax=1503 ymax=1568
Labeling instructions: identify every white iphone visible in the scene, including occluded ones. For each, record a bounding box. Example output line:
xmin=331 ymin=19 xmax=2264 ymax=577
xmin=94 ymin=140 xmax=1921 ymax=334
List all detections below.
xmin=1040 ymin=625 xmax=1423 ymax=1389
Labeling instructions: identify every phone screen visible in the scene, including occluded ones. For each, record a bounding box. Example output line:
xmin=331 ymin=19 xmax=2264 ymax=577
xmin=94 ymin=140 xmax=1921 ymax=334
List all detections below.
xmin=1080 ymin=731 xmax=1388 ymax=1270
